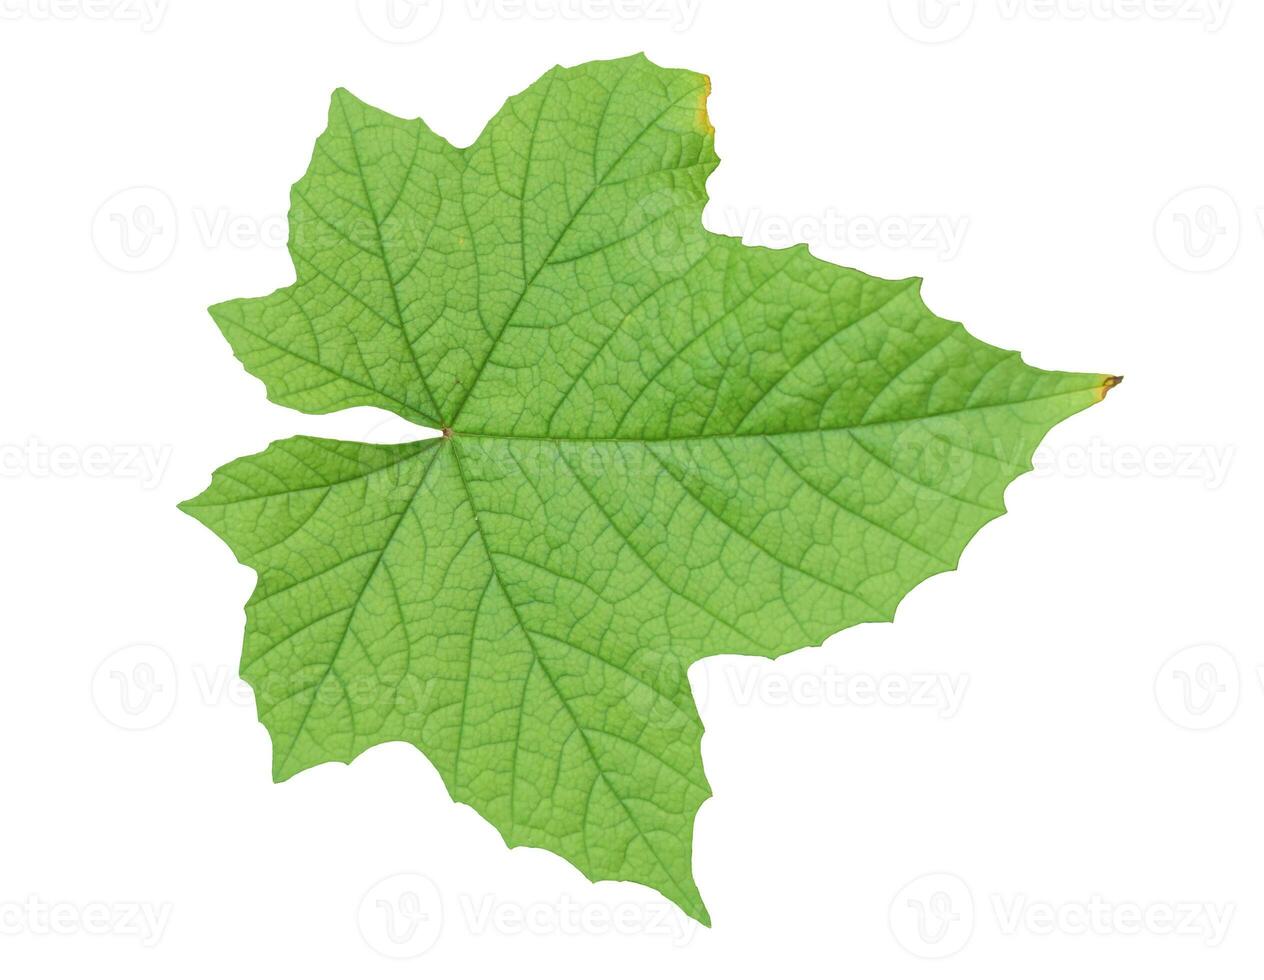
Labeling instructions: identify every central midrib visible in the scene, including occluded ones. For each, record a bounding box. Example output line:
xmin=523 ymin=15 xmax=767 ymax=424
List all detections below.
xmin=444 ymin=383 xmax=1105 ymax=446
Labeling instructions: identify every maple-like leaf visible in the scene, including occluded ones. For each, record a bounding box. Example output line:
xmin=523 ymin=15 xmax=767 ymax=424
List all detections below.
xmin=181 ymin=54 xmax=1117 ymax=923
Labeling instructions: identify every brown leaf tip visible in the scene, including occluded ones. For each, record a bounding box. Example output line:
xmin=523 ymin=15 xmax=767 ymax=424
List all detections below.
xmin=1096 ymin=374 xmax=1123 ymax=402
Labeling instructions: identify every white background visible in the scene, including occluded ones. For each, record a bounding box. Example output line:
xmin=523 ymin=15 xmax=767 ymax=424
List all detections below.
xmin=0 ymin=0 xmax=1259 ymax=975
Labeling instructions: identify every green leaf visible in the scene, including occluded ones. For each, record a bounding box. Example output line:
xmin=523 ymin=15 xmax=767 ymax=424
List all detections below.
xmin=181 ymin=53 xmax=1116 ymax=924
